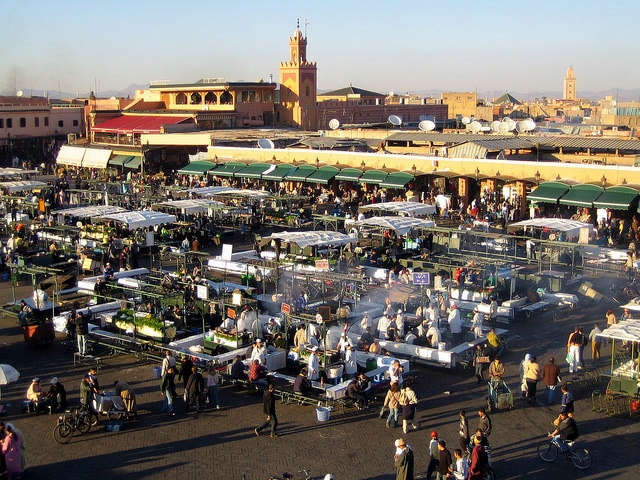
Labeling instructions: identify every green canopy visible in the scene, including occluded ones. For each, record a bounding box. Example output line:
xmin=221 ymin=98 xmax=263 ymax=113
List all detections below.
xmin=558 ymin=184 xmax=604 ymax=207
xmin=380 ymin=172 xmax=414 ymax=189
xmin=108 ymin=155 xmax=133 ymax=167
xmin=262 ymin=164 xmax=296 ymax=181
xmin=527 ymin=181 xmax=571 ymax=204
xmin=593 ymin=186 xmax=640 ymax=210
xmin=305 ymin=166 xmax=339 ymax=184
xmin=176 ymin=160 xmax=217 ymax=175
xmin=335 ymin=167 xmax=363 ymax=182
xmin=124 ymin=156 xmax=141 ymax=169
xmin=211 ymin=162 xmax=247 ymax=177
xmin=285 ymin=165 xmax=317 ymax=181
xmin=359 ymin=169 xmax=388 ymax=184
xmin=234 ymin=163 xmax=272 ymax=179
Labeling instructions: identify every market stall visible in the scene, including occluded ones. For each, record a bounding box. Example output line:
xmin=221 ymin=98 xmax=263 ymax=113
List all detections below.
xmin=152 ymin=199 xmax=224 ymax=216
xmin=98 ymin=210 xmax=177 ymax=230
xmin=359 ymin=201 xmax=437 ymax=218
xmin=508 ymin=218 xmax=593 ymax=243
xmin=599 ymin=315 xmax=640 ymax=381
xmin=0 ymin=180 xmax=49 ymax=194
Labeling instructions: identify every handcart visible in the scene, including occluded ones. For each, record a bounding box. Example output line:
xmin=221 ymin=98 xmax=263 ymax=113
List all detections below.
xmin=486 ymin=379 xmax=513 ymax=411
xmin=92 ymin=393 xmax=127 ymax=420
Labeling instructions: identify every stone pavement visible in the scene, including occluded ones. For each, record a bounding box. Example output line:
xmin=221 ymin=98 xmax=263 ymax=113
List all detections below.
xmin=1 ymin=276 xmax=639 ymax=480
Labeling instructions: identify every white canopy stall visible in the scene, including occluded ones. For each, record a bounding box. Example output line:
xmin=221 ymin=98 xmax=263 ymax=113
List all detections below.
xmin=0 ymin=180 xmax=48 ymax=193
xmin=359 ymin=201 xmax=437 ymax=217
xmin=98 ymin=211 xmax=177 ymax=229
xmin=188 ymin=186 xmax=270 ymax=200
xmin=52 ymin=205 xmax=127 ymax=219
xmin=153 ymin=199 xmax=224 ymax=215
xmin=356 ymin=216 xmax=435 ymax=235
xmin=508 ymin=218 xmax=593 ymax=243
xmin=264 ymin=231 xmax=356 ymax=249
xmin=597 ymin=318 xmax=640 ymax=381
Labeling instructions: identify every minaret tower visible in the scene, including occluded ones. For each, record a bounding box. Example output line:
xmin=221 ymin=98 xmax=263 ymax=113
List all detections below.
xmin=278 ymin=20 xmax=318 ymax=130
xmin=563 ymin=66 xmax=576 ymax=100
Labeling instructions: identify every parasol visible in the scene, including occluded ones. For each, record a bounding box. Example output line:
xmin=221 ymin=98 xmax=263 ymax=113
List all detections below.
xmin=0 ymin=364 xmax=21 ymax=401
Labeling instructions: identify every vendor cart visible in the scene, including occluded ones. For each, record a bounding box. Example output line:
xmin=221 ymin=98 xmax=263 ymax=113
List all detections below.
xmin=23 ymin=322 xmax=55 ymax=346
xmin=487 ymin=379 xmax=513 ymax=411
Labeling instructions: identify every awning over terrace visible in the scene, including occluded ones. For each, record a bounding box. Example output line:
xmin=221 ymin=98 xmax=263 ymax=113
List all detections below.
xmin=262 ymin=164 xmax=296 ymax=181
xmin=176 ymin=161 xmax=217 ymax=175
xmin=82 ymin=148 xmax=112 ymax=169
xmin=234 ymin=163 xmax=273 ymax=179
xmin=557 ymin=184 xmax=604 ymax=208
xmin=92 ymin=115 xmax=192 ymax=134
xmin=334 ymin=168 xmax=363 ymax=182
xmin=527 ymin=181 xmax=571 ymax=204
xmin=359 ymin=169 xmax=388 ymax=184
xmin=285 ymin=165 xmax=317 ymax=181
xmin=593 ymin=186 xmax=640 ymax=210
xmin=305 ymin=166 xmax=339 ymax=184
xmin=379 ymin=172 xmax=414 ymax=189
xmin=56 ymin=146 xmax=86 ymax=167
xmin=210 ymin=162 xmax=247 ymax=177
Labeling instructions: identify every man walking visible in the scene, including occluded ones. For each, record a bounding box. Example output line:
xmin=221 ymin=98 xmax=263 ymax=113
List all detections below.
xmin=394 ymin=438 xmax=414 ymax=480
xmin=589 ymin=323 xmax=602 ymax=363
xmin=254 ymin=383 xmax=278 ymax=437
xmin=184 ymin=365 xmax=204 ymax=415
xmin=541 ymin=357 xmax=562 ymax=405
xmin=477 ymin=408 xmax=492 ymax=438
xmin=161 ymin=365 xmax=177 ymax=416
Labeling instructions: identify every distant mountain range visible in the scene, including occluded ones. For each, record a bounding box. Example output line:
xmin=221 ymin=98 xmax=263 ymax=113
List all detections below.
xmin=9 ymin=84 xmax=640 ymax=103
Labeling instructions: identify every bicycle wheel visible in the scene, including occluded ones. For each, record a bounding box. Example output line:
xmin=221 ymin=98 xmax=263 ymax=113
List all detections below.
xmin=571 ymin=448 xmax=592 ymax=469
xmin=108 ymin=407 xmax=124 ymax=420
xmin=537 ymin=441 xmax=558 ymax=462
xmin=53 ymin=423 xmax=73 ymax=444
xmin=77 ymin=414 xmax=92 ymax=434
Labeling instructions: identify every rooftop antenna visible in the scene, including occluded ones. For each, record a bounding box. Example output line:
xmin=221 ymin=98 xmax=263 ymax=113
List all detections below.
xmin=304 ymin=18 xmax=310 ymax=37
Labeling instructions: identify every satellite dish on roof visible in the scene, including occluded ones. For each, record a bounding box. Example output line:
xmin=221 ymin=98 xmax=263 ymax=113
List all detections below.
xmin=491 ymin=121 xmax=501 ymax=132
xmin=505 ymin=118 xmax=517 ymax=131
xmin=257 ymin=138 xmax=275 ymax=149
xmin=515 ymin=121 xmax=526 ymax=133
xmin=498 ymin=122 xmax=509 ymax=134
xmin=388 ymin=115 xmax=403 ymax=126
xmin=469 ymin=121 xmax=482 ymax=133
xmin=16 ymin=90 xmax=23 ymax=97
xmin=328 ymin=118 xmax=340 ymax=130
xmin=524 ymin=119 xmax=536 ymax=132
xmin=461 ymin=116 xmax=471 ymax=125
xmin=419 ymin=120 xmax=436 ymax=131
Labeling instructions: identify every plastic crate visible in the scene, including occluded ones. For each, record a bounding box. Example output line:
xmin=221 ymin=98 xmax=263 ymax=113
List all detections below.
xmin=104 ymin=421 xmax=123 ymax=432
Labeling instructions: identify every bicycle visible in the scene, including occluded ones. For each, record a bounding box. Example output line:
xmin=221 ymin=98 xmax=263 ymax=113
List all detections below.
xmin=267 ymin=470 xmax=332 ymax=480
xmin=463 ymin=446 xmax=496 ymax=480
xmin=537 ymin=436 xmax=592 ymax=469
xmin=52 ymin=406 xmax=93 ymax=444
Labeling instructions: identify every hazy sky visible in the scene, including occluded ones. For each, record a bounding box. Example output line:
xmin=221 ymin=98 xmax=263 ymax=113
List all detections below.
xmin=2 ymin=0 xmax=638 ymax=98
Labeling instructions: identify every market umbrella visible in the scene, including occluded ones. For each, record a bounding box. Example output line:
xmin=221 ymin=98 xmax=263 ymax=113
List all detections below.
xmin=0 ymin=364 xmax=20 ymax=400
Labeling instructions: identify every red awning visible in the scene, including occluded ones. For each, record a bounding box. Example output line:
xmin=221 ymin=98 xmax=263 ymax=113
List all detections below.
xmin=92 ymin=115 xmax=192 ymax=134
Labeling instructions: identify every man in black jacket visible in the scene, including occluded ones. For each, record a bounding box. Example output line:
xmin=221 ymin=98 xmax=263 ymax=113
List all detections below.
xmin=184 ymin=365 xmax=204 ymax=414
xmin=254 ymin=383 xmax=278 ymax=437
